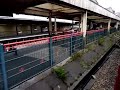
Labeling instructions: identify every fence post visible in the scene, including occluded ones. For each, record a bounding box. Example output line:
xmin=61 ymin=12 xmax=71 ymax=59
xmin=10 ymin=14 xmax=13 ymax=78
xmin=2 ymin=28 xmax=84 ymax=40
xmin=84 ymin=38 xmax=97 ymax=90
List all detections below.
xmin=70 ymin=33 xmax=73 ymax=56
xmin=49 ymin=37 xmax=54 ymax=67
xmin=86 ymin=34 xmax=88 ymax=44
xmin=0 ymin=44 xmax=8 ymax=90
xmin=93 ymin=32 xmax=94 ymax=40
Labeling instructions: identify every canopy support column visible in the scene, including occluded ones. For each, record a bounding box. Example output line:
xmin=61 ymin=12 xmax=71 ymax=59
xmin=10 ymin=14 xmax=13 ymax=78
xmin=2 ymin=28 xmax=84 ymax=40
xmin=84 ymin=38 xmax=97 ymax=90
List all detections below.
xmin=49 ymin=12 xmax=52 ymax=36
xmin=81 ymin=11 xmax=87 ymax=46
xmin=108 ymin=19 xmax=111 ymax=34
xmin=81 ymin=11 xmax=87 ymax=37
xmin=115 ymin=22 xmax=119 ymax=30
xmin=72 ymin=19 xmax=74 ymax=29
xmin=54 ymin=17 xmax=57 ymax=34
xmin=16 ymin=24 xmax=18 ymax=36
xmin=79 ymin=18 xmax=81 ymax=32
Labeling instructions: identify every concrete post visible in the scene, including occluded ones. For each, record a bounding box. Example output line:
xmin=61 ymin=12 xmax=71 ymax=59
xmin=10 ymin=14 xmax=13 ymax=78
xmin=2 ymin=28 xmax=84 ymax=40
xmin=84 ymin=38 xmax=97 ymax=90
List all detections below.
xmin=16 ymin=24 xmax=18 ymax=35
xmin=90 ymin=22 xmax=93 ymax=30
xmin=54 ymin=17 xmax=57 ymax=34
xmin=81 ymin=11 xmax=87 ymax=46
xmin=30 ymin=25 xmax=33 ymax=34
xmin=81 ymin=16 xmax=83 ymax=32
xmin=72 ymin=19 xmax=74 ymax=29
xmin=100 ymin=24 xmax=103 ymax=29
xmin=79 ymin=18 xmax=81 ymax=32
xmin=108 ymin=19 xmax=111 ymax=33
xmin=49 ymin=12 xmax=52 ymax=36
xmin=115 ymin=22 xmax=119 ymax=30
xmin=81 ymin=11 xmax=87 ymax=37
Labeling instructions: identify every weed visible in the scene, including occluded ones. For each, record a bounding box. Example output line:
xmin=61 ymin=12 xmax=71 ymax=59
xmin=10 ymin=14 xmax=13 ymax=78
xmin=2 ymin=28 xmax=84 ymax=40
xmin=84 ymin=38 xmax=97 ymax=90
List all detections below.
xmin=86 ymin=43 xmax=96 ymax=52
xmin=53 ymin=67 xmax=67 ymax=80
xmin=83 ymin=49 xmax=89 ymax=53
xmin=80 ymin=60 xmax=88 ymax=69
xmin=88 ymin=56 xmax=98 ymax=67
xmin=87 ymin=45 xmax=93 ymax=51
xmin=71 ymin=52 xmax=83 ymax=61
xmin=98 ymin=37 xmax=105 ymax=46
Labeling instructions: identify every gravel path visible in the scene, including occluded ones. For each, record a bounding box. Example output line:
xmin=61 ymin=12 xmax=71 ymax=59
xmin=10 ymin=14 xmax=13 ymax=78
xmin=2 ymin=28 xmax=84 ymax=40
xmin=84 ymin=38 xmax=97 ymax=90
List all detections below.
xmin=91 ymin=48 xmax=120 ymax=90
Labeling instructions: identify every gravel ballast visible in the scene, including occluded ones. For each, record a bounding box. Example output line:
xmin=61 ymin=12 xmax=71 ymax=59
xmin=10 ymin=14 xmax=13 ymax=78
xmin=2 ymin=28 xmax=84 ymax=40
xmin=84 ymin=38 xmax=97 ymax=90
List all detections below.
xmin=91 ymin=48 xmax=120 ymax=90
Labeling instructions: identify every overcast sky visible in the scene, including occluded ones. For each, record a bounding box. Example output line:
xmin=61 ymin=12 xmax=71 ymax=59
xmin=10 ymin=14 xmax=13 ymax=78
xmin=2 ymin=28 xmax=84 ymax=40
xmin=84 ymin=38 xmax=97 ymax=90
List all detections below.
xmin=98 ymin=0 xmax=120 ymax=12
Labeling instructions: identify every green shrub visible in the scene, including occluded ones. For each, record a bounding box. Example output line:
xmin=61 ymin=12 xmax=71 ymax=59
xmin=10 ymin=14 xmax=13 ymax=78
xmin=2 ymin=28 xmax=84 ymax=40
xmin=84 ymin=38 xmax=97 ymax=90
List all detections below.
xmin=90 ymin=56 xmax=97 ymax=65
xmin=80 ymin=59 xmax=95 ymax=69
xmin=53 ymin=67 xmax=67 ymax=80
xmin=80 ymin=60 xmax=88 ymax=69
xmin=98 ymin=38 xmax=105 ymax=46
xmin=86 ymin=44 xmax=96 ymax=51
xmin=71 ymin=52 xmax=83 ymax=61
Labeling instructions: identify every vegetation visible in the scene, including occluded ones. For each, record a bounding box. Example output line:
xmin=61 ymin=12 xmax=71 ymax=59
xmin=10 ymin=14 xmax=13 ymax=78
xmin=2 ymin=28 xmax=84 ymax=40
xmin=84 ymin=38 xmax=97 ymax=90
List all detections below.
xmin=98 ymin=37 xmax=105 ymax=46
xmin=80 ymin=60 xmax=89 ymax=69
xmin=90 ymin=56 xmax=98 ymax=65
xmin=53 ymin=66 xmax=67 ymax=80
xmin=71 ymin=52 xmax=83 ymax=61
xmin=83 ymin=49 xmax=89 ymax=54
xmin=80 ymin=56 xmax=98 ymax=70
xmin=86 ymin=44 xmax=96 ymax=51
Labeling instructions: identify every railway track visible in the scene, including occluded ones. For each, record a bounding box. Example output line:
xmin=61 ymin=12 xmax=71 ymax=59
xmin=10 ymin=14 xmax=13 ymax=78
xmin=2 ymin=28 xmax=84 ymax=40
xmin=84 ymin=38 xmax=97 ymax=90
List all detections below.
xmin=74 ymin=44 xmax=119 ymax=90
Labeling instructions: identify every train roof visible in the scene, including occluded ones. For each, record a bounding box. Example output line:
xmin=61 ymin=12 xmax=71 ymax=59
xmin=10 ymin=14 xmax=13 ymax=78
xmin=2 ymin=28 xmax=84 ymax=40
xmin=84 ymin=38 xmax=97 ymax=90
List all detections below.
xmin=0 ymin=14 xmax=73 ymax=24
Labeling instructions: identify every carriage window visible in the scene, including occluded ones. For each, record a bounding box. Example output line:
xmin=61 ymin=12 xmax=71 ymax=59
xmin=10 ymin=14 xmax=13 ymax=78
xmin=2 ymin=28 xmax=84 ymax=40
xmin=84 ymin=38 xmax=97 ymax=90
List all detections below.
xmin=17 ymin=24 xmax=31 ymax=36
xmin=0 ymin=24 xmax=17 ymax=38
xmin=32 ymin=25 xmax=41 ymax=34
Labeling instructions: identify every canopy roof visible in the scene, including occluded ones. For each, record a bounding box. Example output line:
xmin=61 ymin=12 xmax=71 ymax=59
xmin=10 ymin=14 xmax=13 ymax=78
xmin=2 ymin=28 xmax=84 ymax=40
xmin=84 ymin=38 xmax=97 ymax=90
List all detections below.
xmin=0 ymin=0 xmax=119 ymax=23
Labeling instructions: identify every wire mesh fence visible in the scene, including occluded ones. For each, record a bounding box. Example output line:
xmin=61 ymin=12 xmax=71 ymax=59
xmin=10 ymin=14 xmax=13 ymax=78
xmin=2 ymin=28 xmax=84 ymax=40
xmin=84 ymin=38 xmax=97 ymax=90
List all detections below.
xmin=4 ymin=39 xmax=50 ymax=88
xmin=72 ymin=33 xmax=84 ymax=54
xmin=0 ymin=29 xmax=118 ymax=90
xmin=110 ymin=28 xmax=117 ymax=34
xmin=0 ymin=64 xmax=3 ymax=90
xmin=0 ymin=37 xmax=50 ymax=89
xmin=86 ymin=29 xmax=107 ymax=44
xmin=0 ymin=32 xmax=84 ymax=89
xmin=52 ymin=34 xmax=71 ymax=64
xmin=52 ymin=32 xmax=83 ymax=64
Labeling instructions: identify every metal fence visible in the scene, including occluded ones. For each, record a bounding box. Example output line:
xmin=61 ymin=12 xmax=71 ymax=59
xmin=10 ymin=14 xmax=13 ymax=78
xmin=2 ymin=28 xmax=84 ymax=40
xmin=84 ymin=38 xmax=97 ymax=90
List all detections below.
xmin=0 ymin=32 xmax=84 ymax=90
xmin=0 ymin=28 xmax=118 ymax=90
xmin=52 ymin=32 xmax=84 ymax=64
xmin=3 ymin=37 xmax=51 ymax=89
xmin=52 ymin=34 xmax=71 ymax=64
xmin=110 ymin=27 xmax=117 ymax=34
xmin=86 ymin=29 xmax=108 ymax=44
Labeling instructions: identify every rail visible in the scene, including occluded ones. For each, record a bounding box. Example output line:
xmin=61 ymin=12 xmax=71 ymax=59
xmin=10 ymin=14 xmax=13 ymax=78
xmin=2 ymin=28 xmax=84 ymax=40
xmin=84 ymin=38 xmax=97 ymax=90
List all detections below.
xmin=74 ymin=45 xmax=116 ymax=90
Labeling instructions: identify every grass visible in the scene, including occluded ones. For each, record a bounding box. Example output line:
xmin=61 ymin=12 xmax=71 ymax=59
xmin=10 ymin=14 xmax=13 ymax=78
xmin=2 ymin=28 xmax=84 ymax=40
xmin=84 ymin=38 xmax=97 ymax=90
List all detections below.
xmin=53 ymin=66 xmax=67 ymax=80
xmin=98 ymin=37 xmax=105 ymax=46
xmin=71 ymin=52 xmax=84 ymax=61
xmin=86 ymin=43 xmax=96 ymax=51
xmin=90 ymin=56 xmax=98 ymax=65
xmin=80 ymin=60 xmax=89 ymax=69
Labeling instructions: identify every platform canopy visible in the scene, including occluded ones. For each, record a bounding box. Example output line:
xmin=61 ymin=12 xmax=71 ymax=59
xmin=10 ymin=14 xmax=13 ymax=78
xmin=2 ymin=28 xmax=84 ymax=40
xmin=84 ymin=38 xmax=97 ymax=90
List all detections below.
xmin=0 ymin=0 xmax=119 ymax=23
xmin=0 ymin=0 xmax=83 ymax=19
xmin=0 ymin=0 xmax=46 ymax=16
xmin=24 ymin=2 xmax=86 ymax=20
